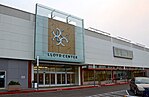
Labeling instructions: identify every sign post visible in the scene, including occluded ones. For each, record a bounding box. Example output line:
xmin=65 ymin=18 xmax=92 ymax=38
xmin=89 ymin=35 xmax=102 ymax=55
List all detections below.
xmin=93 ymin=64 xmax=96 ymax=86
xmin=37 ymin=56 xmax=39 ymax=90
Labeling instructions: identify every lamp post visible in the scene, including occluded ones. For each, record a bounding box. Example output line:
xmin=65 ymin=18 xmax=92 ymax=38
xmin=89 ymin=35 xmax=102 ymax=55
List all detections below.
xmin=37 ymin=56 xmax=39 ymax=90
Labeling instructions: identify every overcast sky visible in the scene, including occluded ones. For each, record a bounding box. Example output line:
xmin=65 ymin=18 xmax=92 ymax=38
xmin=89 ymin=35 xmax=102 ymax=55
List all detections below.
xmin=1 ymin=0 xmax=149 ymax=47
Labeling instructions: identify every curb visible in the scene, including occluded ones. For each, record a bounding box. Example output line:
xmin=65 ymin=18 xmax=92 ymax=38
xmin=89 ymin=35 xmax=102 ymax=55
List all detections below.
xmin=0 ymin=86 xmax=98 ymax=95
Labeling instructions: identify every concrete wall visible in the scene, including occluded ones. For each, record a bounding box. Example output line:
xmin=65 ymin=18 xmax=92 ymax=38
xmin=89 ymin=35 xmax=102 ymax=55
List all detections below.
xmin=0 ymin=59 xmax=28 ymax=89
xmin=0 ymin=4 xmax=34 ymax=60
xmin=85 ymin=32 xmax=113 ymax=65
xmin=1 ymin=4 xmax=149 ymax=69
xmin=85 ymin=30 xmax=149 ymax=68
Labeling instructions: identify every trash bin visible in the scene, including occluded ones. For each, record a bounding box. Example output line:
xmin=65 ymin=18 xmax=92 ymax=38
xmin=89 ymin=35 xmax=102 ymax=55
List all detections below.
xmin=34 ymin=83 xmax=37 ymax=88
xmin=32 ymin=82 xmax=37 ymax=88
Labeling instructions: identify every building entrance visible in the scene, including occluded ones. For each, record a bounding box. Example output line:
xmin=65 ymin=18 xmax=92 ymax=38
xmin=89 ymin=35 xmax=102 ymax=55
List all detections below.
xmin=0 ymin=71 xmax=5 ymax=88
xmin=34 ymin=72 xmax=75 ymax=86
xmin=34 ymin=65 xmax=77 ymax=87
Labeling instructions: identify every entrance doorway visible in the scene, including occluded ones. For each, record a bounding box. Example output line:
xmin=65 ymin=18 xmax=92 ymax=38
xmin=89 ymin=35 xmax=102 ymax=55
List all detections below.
xmin=0 ymin=71 xmax=5 ymax=88
xmin=34 ymin=72 xmax=75 ymax=86
xmin=34 ymin=65 xmax=78 ymax=87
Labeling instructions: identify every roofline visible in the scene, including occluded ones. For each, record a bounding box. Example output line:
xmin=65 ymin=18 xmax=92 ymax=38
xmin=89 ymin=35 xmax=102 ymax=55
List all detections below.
xmin=0 ymin=4 xmax=34 ymax=15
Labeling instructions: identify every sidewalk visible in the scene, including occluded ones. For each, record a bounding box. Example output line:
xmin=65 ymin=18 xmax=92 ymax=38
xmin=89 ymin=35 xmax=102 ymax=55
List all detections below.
xmin=101 ymin=81 xmax=129 ymax=86
xmin=0 ymin=85 xmax=98 ymax=95
xmin=0 ymin=82 xmax=129 ymax=95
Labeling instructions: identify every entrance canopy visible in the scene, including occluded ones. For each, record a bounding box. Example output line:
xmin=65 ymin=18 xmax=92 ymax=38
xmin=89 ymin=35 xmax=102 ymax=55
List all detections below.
xmin=33 ymin=60 xmax=87 ymax=66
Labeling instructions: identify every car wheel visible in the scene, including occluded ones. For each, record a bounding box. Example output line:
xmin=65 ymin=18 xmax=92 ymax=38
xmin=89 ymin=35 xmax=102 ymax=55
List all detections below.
xmin=134 ymin=89 xmax=138 ymax=96
xmin=130 ymin=86 xmax=133 ymax=91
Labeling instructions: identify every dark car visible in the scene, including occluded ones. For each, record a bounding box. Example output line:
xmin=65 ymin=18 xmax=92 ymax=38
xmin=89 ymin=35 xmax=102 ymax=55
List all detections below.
xmin=130 ymin=77 xmax=149 ymax=96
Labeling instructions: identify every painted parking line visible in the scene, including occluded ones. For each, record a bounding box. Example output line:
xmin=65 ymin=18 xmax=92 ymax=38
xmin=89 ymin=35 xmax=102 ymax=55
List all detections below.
xmin=86 ymin=90 xmax=127 ymax=97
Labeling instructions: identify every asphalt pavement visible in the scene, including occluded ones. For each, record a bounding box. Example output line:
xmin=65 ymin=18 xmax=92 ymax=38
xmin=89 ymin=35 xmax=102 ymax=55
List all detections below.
xmin=0 ymin=84 xmax=130 ymax=97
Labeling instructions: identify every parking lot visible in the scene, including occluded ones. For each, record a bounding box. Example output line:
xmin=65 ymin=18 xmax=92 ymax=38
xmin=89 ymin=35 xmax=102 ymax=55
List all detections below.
xmin=86 ymin=90 xmax=128 ymax=97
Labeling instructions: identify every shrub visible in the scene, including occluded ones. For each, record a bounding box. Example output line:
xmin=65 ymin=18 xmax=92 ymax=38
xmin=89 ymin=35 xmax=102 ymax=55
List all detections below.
xmin=8 ymin=81 xmax=20 ymax=85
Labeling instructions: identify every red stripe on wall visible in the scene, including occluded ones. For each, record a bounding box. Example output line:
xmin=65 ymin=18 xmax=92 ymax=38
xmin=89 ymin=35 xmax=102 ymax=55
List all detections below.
xmin=28 ymin=61 xmax=32 ymax=88
xmin=80 ymin=66 xmax=83 ymax=85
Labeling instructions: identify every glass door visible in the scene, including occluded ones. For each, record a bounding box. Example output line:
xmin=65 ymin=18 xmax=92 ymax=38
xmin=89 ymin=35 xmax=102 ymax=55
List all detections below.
xmin=62 ymin=74 xmax=65 ymax=84
xmin=39 ymin=73 xmax=44 ymax=84
xmin=57 ymin=74 xmax=61 ymax=84
xmin=51 ymin=73 xmax=55 ymax=84
xmin=67 ymin=73 xmax=75 ymax=84
xmin=45 ymin=73 xmax=56 ymax=85
xmin=0 ymin=71 xmax=5 ymax=88
xmin=45 ymin=73 xmax=50 ymax=84
xmin=34 ymin=72 xmax=75 ymax=86
xmin=56 ymin=73 xmax=66 ymax=85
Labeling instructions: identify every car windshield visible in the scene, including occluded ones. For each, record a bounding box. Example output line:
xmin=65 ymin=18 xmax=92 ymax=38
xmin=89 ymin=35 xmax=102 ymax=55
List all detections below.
xmin=135 ymin=78 xmax=149 ymax=84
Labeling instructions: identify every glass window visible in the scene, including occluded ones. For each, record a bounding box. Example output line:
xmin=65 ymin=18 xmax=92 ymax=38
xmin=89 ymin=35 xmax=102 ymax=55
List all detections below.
xmin=51 ymin=74 xmax=55 ymax=84
xmin=39 ymin=73 xmax=43 ymax=84
xmin=84 ymin=70 xmax=94 ymax=81
xmin=62 ymin=74 xmax=65 ymax=84
xmin=57 ymin=74 xmax=61 ymax=84
xmin=45 ymin=74 xmax=50 ymax=84
xmin=84 ymin=70 xmax=113 ymax=82
xmin=67 ymin=74 xmax=70 ymax=84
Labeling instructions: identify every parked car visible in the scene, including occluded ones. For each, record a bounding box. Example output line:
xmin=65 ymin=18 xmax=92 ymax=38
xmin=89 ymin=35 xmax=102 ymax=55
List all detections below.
xmin=130 ymin=77 xmax=149 ymax=96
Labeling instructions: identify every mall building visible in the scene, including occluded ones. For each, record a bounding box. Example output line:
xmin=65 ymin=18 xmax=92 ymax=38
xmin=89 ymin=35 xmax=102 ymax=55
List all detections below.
xmin=0 ymin=4 xmax=149 ymax=89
